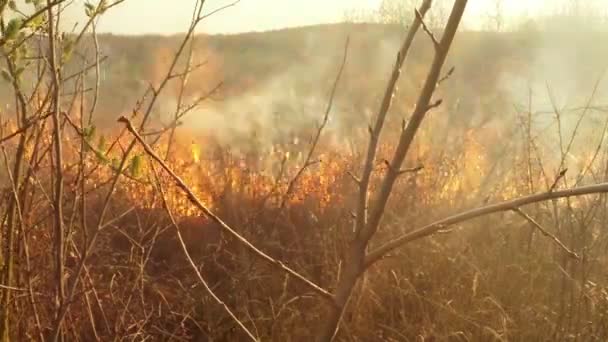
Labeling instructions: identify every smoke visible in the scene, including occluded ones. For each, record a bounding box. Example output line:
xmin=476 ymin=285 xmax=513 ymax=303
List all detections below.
xmin=143 ymin=17 xmax=608 ymax=176
xmin=497 ymin=25 xmax=608 ymax=173
xmin=178 ymin=31 xmax=372 ymax=154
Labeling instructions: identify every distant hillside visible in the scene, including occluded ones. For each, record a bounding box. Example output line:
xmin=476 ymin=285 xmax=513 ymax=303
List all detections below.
xmin=87 ymin=24 xmax=532 ymax=126
xmin=3 ymin=23 xmax=608 ymax=147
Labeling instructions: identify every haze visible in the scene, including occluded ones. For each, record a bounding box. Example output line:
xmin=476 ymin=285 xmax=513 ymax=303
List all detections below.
xmin=60 ymin=0 xmax=594 ymax=35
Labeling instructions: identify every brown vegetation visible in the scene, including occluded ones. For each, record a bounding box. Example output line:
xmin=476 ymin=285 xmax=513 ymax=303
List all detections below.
xmin=3 ymin=0 xmax=608 ymax=341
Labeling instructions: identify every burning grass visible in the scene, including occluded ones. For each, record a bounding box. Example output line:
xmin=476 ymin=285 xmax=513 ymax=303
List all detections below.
xmin=2 ymin=2 xmax=608 ymax=338
xmin=3 ymin=112 xmax=608 ymax=340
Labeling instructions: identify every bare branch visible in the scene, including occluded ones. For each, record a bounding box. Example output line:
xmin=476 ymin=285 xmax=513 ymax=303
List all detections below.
xmin=383 ymin=159 xmax=423 ymax=176
xmin=117 ymin=116 xmax=335 ymax=302
xmin=365 ymin=182 xmax=608 ymax=268
xmin=355 ymin=0 xmax=434 ymax=239
xmin=0 ymin=112 xmax=52 ymax=146
xmin=199 ymin=0 xmax=241 ymax=21
xmin=549 ymin=168 xmax=568 ymax=192
xmin=347 ymin=171 xmax=361 ymax=184
xmin=438 ymin=66 xmax=455 ymax=85
xmin=319 ymin=1 xmax=468 ymax=341
xmin=362 ymin=0 xmax=466 ymax=245
xmin=426 ymin=98 xmax=443 ymax=112
xmin=0 ymin=284 xmax=27 ymax=292
xmin=46 ymin=2 xmax=67 ymax=339
xmin=398 ymin=165 xmax=424 ymax=176
xmin=415 ymin=8 xmax=439 ymax=48
xmin=512 ymin=208 xmax=579 ymax=260
xmin=276 ymin=36 xmax=349 ymax=211
xmin=152 ymin=165 xmax=259 ymax=342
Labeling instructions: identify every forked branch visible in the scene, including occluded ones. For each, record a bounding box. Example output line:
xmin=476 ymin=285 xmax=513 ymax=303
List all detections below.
xmin=361 ymin=0 xmax=467 ymax=244
xmin=317 ymin=1 xmax=467 ymax=341
xmin=354 ymin=0 xmax=433 ymax=239
xmin=415 ymin=8 xmax=439 ymax=48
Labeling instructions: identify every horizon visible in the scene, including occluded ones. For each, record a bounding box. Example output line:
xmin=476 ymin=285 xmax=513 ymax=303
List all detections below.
xmin=54 ymin=0 xmax=604 ymax=36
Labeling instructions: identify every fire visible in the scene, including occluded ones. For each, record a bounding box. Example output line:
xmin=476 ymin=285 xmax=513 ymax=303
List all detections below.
xmin=0 ymin=111 xmax=525 ymax=225
xmin=191 ymin=140 xmax=201 ymax=163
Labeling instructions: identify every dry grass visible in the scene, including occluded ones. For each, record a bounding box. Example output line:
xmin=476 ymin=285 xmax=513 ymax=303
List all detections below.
xmin=2 ymin=115 xmax=608 ymax=341
xmin=2 ymin=2 xmax=608 ymax=341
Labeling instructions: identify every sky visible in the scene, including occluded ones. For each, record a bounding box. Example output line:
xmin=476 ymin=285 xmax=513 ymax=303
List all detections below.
xmin=55 ymin=0 xmax=562 ymax=35
xmin=47 ymin=0 xmax=607 ymax=35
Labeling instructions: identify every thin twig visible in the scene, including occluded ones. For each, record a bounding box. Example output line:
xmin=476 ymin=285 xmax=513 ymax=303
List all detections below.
xmin=354 ymin=0 xmax=434 ymax=239
xmin=550 ymin=168 xmax=568 ymax=192
xmin=151 ymin=165 xmax=259 ymax=342
xmin=46 ymin=2 xmax=67 ymax=339
xmin=512 ymin=208 xmax=579 ymax=259
xmin=438 ymin=66 xmax=455 ymax=85
xmin=365 ymin=181 xmax=608 ymax=268
xmin=0 ymin=112 xmax=52 ymax=146
xmin=117 ymin=116 xmax=335 ymax=302
xmin=415 ymin=8 xmax=439 ymax=48
xmin=0 ymin=284 xmax=27 ymax=292
xmin=276 ymin=36 xmax=349 ymax=211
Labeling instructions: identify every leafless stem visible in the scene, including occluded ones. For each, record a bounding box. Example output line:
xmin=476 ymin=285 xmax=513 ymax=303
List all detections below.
xmin=512 ymin=208 xmax=579 ymax=259
xmin=438 ymin=66 xmax=455 ymax=85
xmin=365 ymin=181 xmax=608 ymax=267
xmin=354 ymin=0 xmax=433 ymax=240
xmin=415 ymin=8 xmax=439 ymax=48
xmin=151 ymin=165 xmax=259 ymax=342
xmin=117 ymin=115 xmax=334 ymax=302
xmin=1 ymin=147 xmax=45 ymax=341
xmin=318 ymin=1 xmax=465 ymax=341
xmin=0 ymin=112 xmax=52 ymax=146
xmin=46 ymin=2 xmax=67 ymax=340
xmin=550 ymin=169 xmax=568 ymax=192
xmin=276 ymin=36 xmax=349 ymax=211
